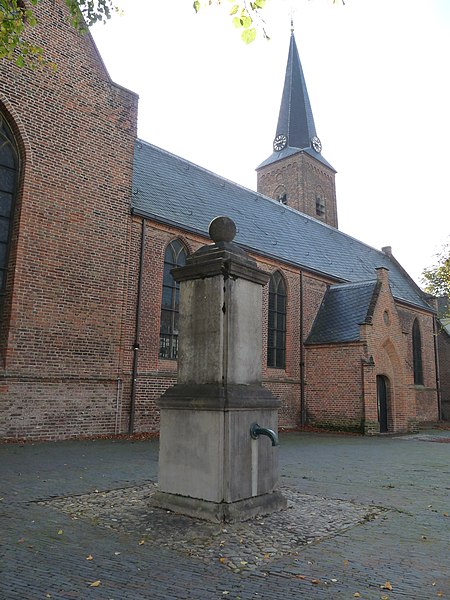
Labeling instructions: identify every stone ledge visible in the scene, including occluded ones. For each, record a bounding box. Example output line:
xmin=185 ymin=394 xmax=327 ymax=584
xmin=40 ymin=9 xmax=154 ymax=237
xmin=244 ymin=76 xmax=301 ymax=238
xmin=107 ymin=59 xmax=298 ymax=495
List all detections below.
xmin=152 ymin=490 xmax=287 ymax=523
xmin=157 ymin=383 xmax=281 ymax=410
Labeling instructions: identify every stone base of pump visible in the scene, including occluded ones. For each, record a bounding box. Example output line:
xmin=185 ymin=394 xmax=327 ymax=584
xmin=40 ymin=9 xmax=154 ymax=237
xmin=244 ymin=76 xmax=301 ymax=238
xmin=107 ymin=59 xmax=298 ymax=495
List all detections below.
xmin=152 ymin=489 xmax=287 ymax=523
xmin=156 ymin=383 xmax=285 ymax=522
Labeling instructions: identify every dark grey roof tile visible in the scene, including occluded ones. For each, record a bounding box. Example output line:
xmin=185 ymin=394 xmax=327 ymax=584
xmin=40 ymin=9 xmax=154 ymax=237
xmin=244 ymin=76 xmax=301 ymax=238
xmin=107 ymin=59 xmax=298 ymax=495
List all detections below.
xmin=306 ymin=281 xmax=380 ymax=344
xmin=132 ymin=139 xmax=431 ymax=312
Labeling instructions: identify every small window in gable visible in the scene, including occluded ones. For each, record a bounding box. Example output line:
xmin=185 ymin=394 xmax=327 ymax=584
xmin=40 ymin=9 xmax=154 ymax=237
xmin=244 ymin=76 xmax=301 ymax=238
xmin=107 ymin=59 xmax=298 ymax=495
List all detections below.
xmin=412 ymin=319 xmax=423 ymax=385
xmin=159 ymin=239 xmax=187 ymax=360
xmin=267 ymin=271 xmax=286 ymax=369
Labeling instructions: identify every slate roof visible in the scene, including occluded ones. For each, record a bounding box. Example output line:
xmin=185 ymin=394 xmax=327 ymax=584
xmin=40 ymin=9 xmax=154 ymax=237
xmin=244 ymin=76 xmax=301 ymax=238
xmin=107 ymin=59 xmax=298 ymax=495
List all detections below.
xmin=256 ymin=33 xmax=335 ymax=172
xmin=131 ymin=139 xmax=432 ymax=313
xmin=305 ymin=281 xmax=380 ymax=345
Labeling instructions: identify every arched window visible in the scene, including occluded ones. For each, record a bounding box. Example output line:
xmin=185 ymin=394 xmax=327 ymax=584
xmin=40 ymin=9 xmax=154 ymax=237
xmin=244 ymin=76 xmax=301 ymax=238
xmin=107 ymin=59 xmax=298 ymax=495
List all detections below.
xmin=412 ymin=319 xmax=423 ymax=385
xmin=267 ymin=271 xmax=286 ymax=368
xmin=0 ymin=113 xmax=19 ymax=297
xmin=274 ymin=185 xmax=287 ymax=205
xmin=159 ymin=239 xmax=187 ymax=360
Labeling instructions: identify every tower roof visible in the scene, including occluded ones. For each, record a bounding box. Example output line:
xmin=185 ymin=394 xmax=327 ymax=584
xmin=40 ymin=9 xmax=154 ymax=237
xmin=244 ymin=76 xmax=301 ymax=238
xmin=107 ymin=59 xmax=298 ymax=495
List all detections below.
xmin=257 ymin=31 xmax=335 ymax=172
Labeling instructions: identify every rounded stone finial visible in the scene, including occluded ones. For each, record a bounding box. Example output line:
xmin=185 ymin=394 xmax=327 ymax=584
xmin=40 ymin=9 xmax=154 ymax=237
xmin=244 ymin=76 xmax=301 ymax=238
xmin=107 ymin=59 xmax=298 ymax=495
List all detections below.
xmin=208 ymin=216 xmax=236 ymax=243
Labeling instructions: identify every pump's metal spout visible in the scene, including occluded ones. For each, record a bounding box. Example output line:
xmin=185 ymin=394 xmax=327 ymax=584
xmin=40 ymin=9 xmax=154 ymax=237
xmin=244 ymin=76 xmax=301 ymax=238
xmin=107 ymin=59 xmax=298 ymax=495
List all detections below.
xmin=250 ymin=422 xmax=280 ymax=446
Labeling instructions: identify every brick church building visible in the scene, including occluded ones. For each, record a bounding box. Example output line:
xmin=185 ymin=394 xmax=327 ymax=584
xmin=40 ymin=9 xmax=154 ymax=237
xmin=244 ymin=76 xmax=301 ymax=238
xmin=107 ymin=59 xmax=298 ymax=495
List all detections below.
xmin=0 ymin=1 xmax=442 ymax=440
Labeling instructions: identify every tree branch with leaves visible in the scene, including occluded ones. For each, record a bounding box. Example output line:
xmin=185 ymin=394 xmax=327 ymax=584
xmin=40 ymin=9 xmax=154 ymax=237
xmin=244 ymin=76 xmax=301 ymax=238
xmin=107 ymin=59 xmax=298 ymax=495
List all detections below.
xmin=194 ymin=0 xmax=268 ymax=44
xmin=1 ymin=0 xmax=346 ymax=67
xmin=421 ymin=239 xmax=450 ymax=299
xmin=0 ymin=0 xmax=117 ymax=67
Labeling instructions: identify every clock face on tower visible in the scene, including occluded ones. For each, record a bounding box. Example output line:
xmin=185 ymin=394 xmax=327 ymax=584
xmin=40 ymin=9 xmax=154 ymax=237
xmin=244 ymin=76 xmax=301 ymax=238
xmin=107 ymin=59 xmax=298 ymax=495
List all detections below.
xmin=273 ymin=134 xmax=288 ymax=152
xmin=311 ymin=136 xmax=322 ymax=153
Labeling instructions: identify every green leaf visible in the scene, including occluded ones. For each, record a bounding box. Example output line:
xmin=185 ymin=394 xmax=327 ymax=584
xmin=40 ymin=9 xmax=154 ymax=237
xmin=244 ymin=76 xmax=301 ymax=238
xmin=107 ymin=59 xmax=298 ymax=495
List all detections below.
xmin=232 ymin=16 xmax=242 ymax=28
xmin=229 ymin=4 xmax=239 ymax=15
xmin=240 ymin=14 xmax=252 ymax=28
xmin=241 ymin=27 xmax=256 ymax=43
xmin=193 ymin=0 xmax=201 ymax=13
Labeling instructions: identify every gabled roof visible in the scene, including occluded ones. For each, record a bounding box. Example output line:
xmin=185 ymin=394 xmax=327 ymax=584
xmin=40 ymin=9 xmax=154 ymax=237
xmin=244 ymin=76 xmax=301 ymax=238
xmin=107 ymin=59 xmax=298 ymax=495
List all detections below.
xmin=132 ymin=139 xmax=432 ymax=312
xmin=256 ymin=33 xmax=335 ymax=172
xmin=305 ymin=280 xmax=380 ymax=345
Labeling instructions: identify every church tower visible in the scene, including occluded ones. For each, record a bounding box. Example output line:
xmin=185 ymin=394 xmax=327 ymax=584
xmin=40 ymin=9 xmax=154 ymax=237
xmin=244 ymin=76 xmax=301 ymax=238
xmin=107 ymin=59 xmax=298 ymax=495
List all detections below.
xmin=256 ymin=30 xmax=338 ymax=228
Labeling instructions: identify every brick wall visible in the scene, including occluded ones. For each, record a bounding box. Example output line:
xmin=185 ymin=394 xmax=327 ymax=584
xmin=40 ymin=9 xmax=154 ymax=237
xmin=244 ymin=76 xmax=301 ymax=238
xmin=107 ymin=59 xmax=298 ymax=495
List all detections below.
xmin=305 ymin=342 xmax=365 ymax=431
xmin=0 ymin=0 xmax=138 ymax=440
xmin=397 ymin=305 xmax=440 ymax=423
xmin=257 ymin=152 xmax=338 ymax=228
xmin=128 ymin=219 xmax=439 ymax=436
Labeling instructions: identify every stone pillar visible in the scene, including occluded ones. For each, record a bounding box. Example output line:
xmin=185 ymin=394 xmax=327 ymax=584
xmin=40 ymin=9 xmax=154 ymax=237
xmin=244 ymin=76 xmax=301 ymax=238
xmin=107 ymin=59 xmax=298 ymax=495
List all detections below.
xmin=154 ymin=217 xmax=286 ymax=522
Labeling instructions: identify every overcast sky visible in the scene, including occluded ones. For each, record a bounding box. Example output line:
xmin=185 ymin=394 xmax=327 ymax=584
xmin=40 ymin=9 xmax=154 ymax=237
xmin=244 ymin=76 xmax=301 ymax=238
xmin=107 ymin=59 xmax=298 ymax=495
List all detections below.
xmin=91 ymin=0 xmax=450 ymax=286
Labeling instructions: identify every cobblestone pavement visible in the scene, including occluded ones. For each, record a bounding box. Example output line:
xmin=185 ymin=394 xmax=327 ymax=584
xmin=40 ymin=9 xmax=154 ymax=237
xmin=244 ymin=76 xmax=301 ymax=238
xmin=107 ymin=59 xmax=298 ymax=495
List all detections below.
xmin=1 ymin=430 xmax=449 ymax=599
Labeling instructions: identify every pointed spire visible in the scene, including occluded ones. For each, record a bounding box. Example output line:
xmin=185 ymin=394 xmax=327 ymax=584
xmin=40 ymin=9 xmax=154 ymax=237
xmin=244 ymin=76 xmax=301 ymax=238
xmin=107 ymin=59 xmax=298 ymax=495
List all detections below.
xmin=256 ymin=30 xmax=335 ymax=172
xmin=275 ymin=31 xmax=318 ymax=152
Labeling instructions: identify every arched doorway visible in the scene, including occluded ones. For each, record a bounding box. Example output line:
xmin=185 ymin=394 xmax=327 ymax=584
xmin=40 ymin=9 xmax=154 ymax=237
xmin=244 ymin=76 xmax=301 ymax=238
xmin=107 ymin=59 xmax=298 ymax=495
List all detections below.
xmin=377 ymin=375 xmax=389 ymax=433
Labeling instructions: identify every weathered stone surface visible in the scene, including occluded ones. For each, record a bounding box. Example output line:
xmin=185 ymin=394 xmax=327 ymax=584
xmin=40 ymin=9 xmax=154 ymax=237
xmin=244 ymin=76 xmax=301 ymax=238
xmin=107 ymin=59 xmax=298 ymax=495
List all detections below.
xmin=157 ymin=217 xmax=284 ymax=521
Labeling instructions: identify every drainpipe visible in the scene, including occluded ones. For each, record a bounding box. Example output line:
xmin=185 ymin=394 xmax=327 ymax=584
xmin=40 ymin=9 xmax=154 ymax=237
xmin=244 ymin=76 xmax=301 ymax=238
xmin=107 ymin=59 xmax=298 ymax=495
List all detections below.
xmin=114 ymin=378 xmax=122 ymax=434
xmin=129 ymin=219 xmax=146 ymax=435
xmin=299 ymin=271 xmax=306 ymax=426
xmin=432 ymin=315 xmax=442 ymax=421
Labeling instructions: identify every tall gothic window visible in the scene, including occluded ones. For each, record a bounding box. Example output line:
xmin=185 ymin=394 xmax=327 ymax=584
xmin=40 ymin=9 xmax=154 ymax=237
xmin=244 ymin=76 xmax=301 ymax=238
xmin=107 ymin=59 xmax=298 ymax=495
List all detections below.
xmin=159 ymin=239 xmax=187 ymax=360
xmin=0 ymin=113 xmax=19 ymax=297
xmin=412 ymin=319 xmax=423 ymax=385
xmin=267 ymin=271 xmax=286 ymax=368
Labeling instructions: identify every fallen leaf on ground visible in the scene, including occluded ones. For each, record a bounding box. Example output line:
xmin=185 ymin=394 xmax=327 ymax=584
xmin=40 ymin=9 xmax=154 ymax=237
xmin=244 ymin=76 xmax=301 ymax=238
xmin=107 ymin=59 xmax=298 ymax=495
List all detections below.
xmin=86 ymin=555 xmax=93 ymax=561
xmin=57 ymin=530 xmax=63 ymax=535
xmin=353 ymin=594 xmax=361 ymax=598
xmin=89 ymin=580 xmax=101 ymax=587
xmin=381 ymin=596 xmax=389 ymax=600
xmin=381 ymin=581 xmax=393 ymax=591
xmin=311 ymin=579 xmax=320 ymax=584
xmin=138 ymin=540 xmax=145 ymax=545
xmin=295 ymin=575 xmax=306 ymax=580
xmin=437 ymin=593 xmax=443 ymax=598
xmin=114 ymin=552 xmax=120 ymax=556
